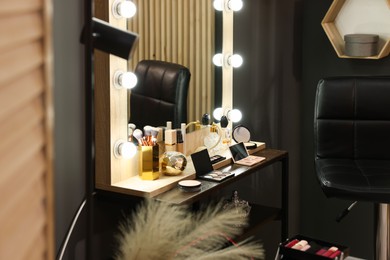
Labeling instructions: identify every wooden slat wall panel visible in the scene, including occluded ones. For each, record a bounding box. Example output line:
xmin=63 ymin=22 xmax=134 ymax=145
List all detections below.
xmin=0 ymin=0 xmax=42 ymax=15
xmin=0 ymin=69 xmax=43 ymax=121
xmin=0 ymin=43 xmax=43 ymax=86
xmin=0 ymin=0 xmax=53 ymax=258
xmin=0 ymin=12 xmax=43 ymax=51
xmin=128 ymin=0 xmax=215 ymax=122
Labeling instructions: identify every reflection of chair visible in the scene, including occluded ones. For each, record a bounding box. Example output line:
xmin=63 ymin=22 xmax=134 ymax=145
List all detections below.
xmin=314 ymin=76 xmax=390 ymax=223
xmin=129 ymin=60 xmax=191 ymax=129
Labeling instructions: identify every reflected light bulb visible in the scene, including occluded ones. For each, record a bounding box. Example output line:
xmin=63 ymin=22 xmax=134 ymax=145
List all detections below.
xmin=117 ymin=141 xmax=137 ymax=159
xmin=228 ymin=54 xmax=243 ymax=68
xmin=213 ymin=0 xmax=224 ymax=11
xmin=228 ymin=0 xmax=243 ymax=11
xmin=115 ymin=71 xmax=138 ymax=89
xmin=114 ymin=0 xmax=137 ymax=18
xmin=213 ymin=107 xmax=224 ymax=121
xmin=228 ymin=109 xmax=242 ymax=123
xmin=212 ymin=53 xmax=224 ymax=67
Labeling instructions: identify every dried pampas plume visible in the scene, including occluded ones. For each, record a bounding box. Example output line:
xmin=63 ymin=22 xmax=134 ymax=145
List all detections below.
xmin=115 ymin=199 xmax=264 ymax=260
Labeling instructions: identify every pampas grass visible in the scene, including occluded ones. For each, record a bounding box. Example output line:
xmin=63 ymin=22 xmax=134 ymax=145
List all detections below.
xmin=115 ymin=199 xmax=264 ymax=260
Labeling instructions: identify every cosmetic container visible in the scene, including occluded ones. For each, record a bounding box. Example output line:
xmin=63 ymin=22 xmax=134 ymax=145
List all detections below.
xmin=138 ymin=145 xmax=160 ymax=180
xmin=164 ymin=129 xmax=177 ymax=152
xmin=344 ymin=34 xmax=379 ymax=57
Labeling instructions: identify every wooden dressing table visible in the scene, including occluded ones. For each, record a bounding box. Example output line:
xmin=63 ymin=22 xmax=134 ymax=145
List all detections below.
xmin=62 ymin=148 xmax=288 ymax=259
xmin=154 ymin=148 xmax=289 ymax=242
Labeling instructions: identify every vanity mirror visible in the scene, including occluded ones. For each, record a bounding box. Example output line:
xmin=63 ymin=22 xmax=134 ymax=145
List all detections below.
xmin=126 ymin=0 xmax=219 ymax=124
xmin=93 ymin=0 xmax=237 ymax=196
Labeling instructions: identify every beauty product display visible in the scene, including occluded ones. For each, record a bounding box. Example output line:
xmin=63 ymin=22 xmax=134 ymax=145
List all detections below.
xmin=160 ymin=151 xmax=187 ymax=176
xmin=278 ymin=235 xmax=349 ymax=260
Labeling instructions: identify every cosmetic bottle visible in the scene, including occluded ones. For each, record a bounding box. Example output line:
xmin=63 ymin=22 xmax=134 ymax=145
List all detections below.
xmin=176 ymin=129 xmax=183 ymax=153
xmin=164 ymin=129 xmax=177 ymax=152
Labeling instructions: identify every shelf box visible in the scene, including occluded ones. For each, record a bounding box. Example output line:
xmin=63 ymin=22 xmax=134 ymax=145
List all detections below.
xmin=322 ymin=0 xmax=390 ymax=59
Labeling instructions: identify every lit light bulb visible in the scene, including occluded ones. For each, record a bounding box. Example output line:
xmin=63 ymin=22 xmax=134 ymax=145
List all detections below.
xmin=212 ymin=53 xmax=224 ymax=67
xmin=213 ymin=0 xmax=224 ymax=11
xmin=213 ymin=107 xmax=224 ymax=121
xmin=113 ymin=0 xmax=137 ymax=18
xmin=228 ymin=54 xmax=243 ymax=68
xmin=114 ymin=71 xmax=137 ymax=89
xmin=228 ymin=109 xmax=242 ymax=123
xmin=115 ymin=141 xmax=137 ymax=159
xmin=228 ymin=0 xmax=243 ymax=11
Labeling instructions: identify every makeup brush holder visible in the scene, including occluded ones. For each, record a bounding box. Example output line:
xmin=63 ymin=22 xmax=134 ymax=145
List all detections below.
xmin=138 ymin=145 xmax=160 ymax=180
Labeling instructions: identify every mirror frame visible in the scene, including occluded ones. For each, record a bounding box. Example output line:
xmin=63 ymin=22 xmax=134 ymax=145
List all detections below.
xmin=93 ymin=0 xmax=233 ymax=195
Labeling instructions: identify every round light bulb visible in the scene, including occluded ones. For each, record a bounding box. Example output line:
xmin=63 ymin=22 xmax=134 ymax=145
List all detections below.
xmin=213 ymin=107 xmax=224 ymax=121
xmin=228 ymin=109 xmax=242 ymax=123
xmin=228 ymin=0 xmax=243 ymax=11
xmin=212 ymin=53 xmax=224 ymax=67
xmin=213 ymin=0 xmax=224 ymax=11
xmin=118 ymin=141 xmax=137 ymax=159
xmin=229 ymin=54 xmax=243 ymax=68
xmin=120 ymin=72 xmax=137 ymax=89
xmin=115 ymin=71 xmax=137 ymax=89
xmin=115 ymin=0 xmax=136 ymax=18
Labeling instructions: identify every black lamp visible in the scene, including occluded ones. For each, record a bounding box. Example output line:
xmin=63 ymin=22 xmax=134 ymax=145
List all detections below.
xmin=80 ymin=17 xmax=139 ymax=60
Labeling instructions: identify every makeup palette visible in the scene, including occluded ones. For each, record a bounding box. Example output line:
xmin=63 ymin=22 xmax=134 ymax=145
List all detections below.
xmin=279 ymin=235 xmax=349 ymax=260
xmin=190 ymin=149 xmax=235 ymax=182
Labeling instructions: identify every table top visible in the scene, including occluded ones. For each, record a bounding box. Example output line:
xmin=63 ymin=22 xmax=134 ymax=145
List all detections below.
xmin=155 ymin=148 xmax=288 ymax=204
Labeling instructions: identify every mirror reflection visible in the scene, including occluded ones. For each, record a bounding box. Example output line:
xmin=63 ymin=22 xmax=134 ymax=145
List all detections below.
xmin=126 ymin=0 xmax=222 ymax=127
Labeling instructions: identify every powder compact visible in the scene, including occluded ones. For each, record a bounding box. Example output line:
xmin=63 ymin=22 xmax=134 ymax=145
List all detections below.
xmin=232 ymin=125 xmax=257 ymax=150
xmin=178 ymin=180 xmax=202 ymax=192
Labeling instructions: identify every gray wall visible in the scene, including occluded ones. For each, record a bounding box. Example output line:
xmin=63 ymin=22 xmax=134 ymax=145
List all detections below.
xmin=301 ymin=0 xmax=390 ymax=259
xmin=233 ymin=0 xmax=302 ymax=258
xmin=53 ymin=0 xmax=85 ymax=253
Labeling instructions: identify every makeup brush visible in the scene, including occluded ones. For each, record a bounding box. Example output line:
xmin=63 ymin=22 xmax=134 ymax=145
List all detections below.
xmin=133 ymin=129 xmax=145 ymax=146
xmin=128 ymin=123 xmax=136 ymax=141
xmin=143 ymin=125 xmax=152 ymax=145
xmin=150 ymin=127 xmax=159 ymax=145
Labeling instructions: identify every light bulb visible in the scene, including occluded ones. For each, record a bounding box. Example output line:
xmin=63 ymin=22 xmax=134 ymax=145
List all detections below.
xmin=228 ymin=109 xmax=242 ymax=123
xmin=228 ymin=54 xmax=243 ymax=68
xmin=228 ymin=0 xmax=243 ymax=11
xmin=115 ymin=141 xmax=137 ymax=159
xmin=113 ymin=0 xmax=137 ymax=18
xmin=114 ymin=71 xmax=137 ymax=89
xmin=213 ymin=0 xmax=224 ymax=11
xmin=213 ymin=107 xmax=224 ymax=121
xmin=212 ymin=53 xmax=224 ymax=67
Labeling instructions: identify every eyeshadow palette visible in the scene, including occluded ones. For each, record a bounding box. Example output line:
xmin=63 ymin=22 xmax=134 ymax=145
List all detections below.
xmin=190 ymin=149 xmax=235 ymax=182
xmin=198 ymin=170 xmax=235 ymax=182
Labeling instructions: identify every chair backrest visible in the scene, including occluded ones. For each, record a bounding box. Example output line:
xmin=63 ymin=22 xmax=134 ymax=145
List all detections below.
xmin=129 ymin=60 xmax=191 ymax=129
xmin=314 ymin=76 xmax=390 ymax=160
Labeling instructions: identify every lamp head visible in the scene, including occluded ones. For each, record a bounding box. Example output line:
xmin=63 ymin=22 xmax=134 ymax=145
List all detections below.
xmin=80 ymin=17 xmax=139 ymax=60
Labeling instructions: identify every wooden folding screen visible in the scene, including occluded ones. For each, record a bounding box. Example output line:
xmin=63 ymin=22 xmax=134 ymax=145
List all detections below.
xmin=128 ymin=0 xmax=215 ymax=123
xmin=0 ymin=0 xmax=54 ymax=259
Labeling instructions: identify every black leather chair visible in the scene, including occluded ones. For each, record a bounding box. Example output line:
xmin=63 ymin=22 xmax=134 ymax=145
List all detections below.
xmin=129 ymin=60 xmax=191 ymax=129
xmin=314 ymin=76 xmax=390 ymax=221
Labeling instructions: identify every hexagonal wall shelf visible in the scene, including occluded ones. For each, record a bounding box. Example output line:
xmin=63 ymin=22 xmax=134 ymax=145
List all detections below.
xmin=322 ymin=0 xmax=390 ymax=59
